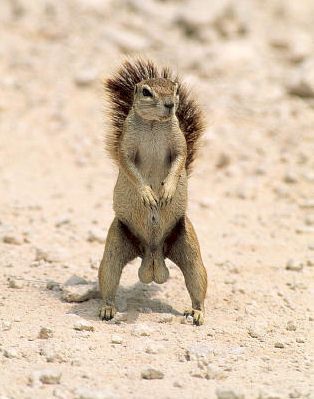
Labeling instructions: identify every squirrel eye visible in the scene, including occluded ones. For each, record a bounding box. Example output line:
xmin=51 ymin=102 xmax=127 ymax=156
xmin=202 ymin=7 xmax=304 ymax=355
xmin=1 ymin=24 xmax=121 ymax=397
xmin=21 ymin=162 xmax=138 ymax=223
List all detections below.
xmin=142 ymin=88 xmax=153 ymax=97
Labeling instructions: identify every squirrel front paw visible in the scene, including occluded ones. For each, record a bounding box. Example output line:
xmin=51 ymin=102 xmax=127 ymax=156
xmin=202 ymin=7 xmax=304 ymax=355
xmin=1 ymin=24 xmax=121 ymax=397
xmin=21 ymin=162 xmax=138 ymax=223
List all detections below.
xmin=140 ymin=185 xmax=158 ymax=209
xmin=160 ymin=179 xmax=176 ymax=207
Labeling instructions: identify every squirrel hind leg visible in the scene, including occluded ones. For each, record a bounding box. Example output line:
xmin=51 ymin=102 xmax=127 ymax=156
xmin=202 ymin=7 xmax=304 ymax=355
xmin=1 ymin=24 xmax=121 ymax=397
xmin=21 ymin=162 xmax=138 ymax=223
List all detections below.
xmin=138 ymin=248 xmax=169 ymax=284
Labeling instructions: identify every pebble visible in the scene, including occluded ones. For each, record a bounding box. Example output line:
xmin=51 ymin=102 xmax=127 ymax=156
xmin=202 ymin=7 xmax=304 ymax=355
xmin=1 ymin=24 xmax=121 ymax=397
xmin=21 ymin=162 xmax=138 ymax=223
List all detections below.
xmin=62 ymin=283 xmax=99 ymax=302
xmin=87 ymin=228 xmax=106 ymax=244
xmin=111 ymin=335 xmax=123 ymax=344
xmin=145 ymin=342 xmax=163 ymax=354
xmin=296 ymin=226 xmax=314 ymax=234
xmin=295 ymin=337 xmax=305 ymax=343
xmin=286 ymin=321 xmax=297 ymax=331
xmin=2 ymin=321 xmax=12 ymax=331
xmin=206 ymin=365 xmax=227 ymax=380
xmin=307 ymin=258 xmax=314 ymax=267
xmin=258 ymin=390 xmax=283 ymax=399
xmin=46 ymin=281 xmax=61 ymax=291
xmin=299 ymin=200 xmax=314 ymax=209
xmin=40 ymin=345 xmax=66 ymax=363
xmin=158 ymin=314 xmax=173 ymax=323
xmin=286 ymin=259 xmax=303 ymax=271
xmin=30 ymin=369 xmax=61 ymax=385
xmin=131 ymin=324 xmax=154 ymax=337
xmin=74 ymin=68 xmax=97 ymax=87
xmin=35 ymin=247 xmax=69 ymax=263
xmin=38 ymin=327 xmax=54 ymax=339
xmin=248 ymin=327 xmax=264 ymax=341
xmin=216 ymin=388 xmax=245 ymax=399
xmin=305 ymin=215 xmax=314 ymax=226
xmin=74 ymin=320 xmax=95 ymax=332
xmin=3 ymin=348 xmax=19 ymax=359
xmin=141 ymin=368 xmax=164 ymax=380
xmin=2 ymin=233 xmax=23 ymax=245
xmin=274 ymin=342 xmax=284 ymax=349
xmin=64 ymin=275 xmax=89 ymax=286
xmin=186 ymin=344 xmax=214 ymax=365
xmin=283 ymin=172 xmax=298 ymax=184
xmin=74 ymin=387 xmax=118 ymax=399
xmin=8 ymin=278 xmax=23 ymax=289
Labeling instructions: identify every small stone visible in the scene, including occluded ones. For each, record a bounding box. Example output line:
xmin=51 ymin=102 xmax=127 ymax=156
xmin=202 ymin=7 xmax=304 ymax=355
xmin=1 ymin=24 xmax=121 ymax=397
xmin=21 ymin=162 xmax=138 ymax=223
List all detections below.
xmin=74 ymin=320 xmax=95 ymax=332
xmin=286 ymin=259 xmax=303 ymax=271
xmin=87 ymin=228 xmax=106 ymax=244
xmin=39 ymin=327 xmax=54 ymax=339
xmin=274 ymin=342 xmax=284 ymax=349
xmin=30 ymin=369 xmax=61 ymax=385
xmin=181 ymin=315 xmax=194 ymax=325
xmin=2 ymin=321 xmax=12 ymax=331
xmin=307 ymin=258 xmax=314 ymax=267
xmin=74 ymin=387 xmax=117 ymax=399
xmin=216 ymin=388 xmax=245 ymax=399
xmin=35 ymin=247 xmax=69 ymax=263
xmin=141 ymin=368 xmax=164 ymax=380
xmin=74 ymin=68 xmax=97 ymax=87
xmin=286 ymin=321 xmax=297 ymax=331
xmin=216 ymin=152 xmax=231 ymax=169
xmin=46 ymin=281 xmax=61 ymax=291
xmin=186 ymin=345 xmax=214 ymax=365
xmin=206 ymin=365 xmax=227 ymax=380
xmin=64 ymin=275 xmax=89 ymax=286
xmin=173 ymin=381 xmax=183 ymax=388
xmin=296 ymin=226 xmax=314 ymax=234
xmin=3 ymin=348 xmax=19 ymax=358
xmin=8 ymin=278 xmax=23 ymax=289
xmin=258 ymin=390 xmax=283 ymax=399
xmin=299 ymin=200 xmax=314 ymax=209
xmin=248 ymin=327 xmax=263 ymax=340
xmin=40 ymin=345 xmax=66 ymax=363
xmin=158 ymin=314 xmax=173 ymax=323
xmin=283 ymin=172 xmax=298 ymax=184
xmin=62 ymin=283 xmax=99 ymax=302
xmin=2 ymin=233 xmax=23 ymax=245
xmin=131 ymin=324 xmax=154 ymax=337
xmin=305 ymin=215 xmax=314 ymax=226
xmin=145 ymin=342 xmax=163 ymax=354
xmin=296 ymin=337 xmax=305 ymax=343
xmin=111 ymin=335 xmax=123 ymax=344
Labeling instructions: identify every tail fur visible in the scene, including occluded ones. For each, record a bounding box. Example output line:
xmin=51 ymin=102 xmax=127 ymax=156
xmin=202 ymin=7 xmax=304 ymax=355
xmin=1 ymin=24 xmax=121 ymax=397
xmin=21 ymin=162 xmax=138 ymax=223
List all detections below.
xmin=105 ymin=58 xmax=205 ymax=175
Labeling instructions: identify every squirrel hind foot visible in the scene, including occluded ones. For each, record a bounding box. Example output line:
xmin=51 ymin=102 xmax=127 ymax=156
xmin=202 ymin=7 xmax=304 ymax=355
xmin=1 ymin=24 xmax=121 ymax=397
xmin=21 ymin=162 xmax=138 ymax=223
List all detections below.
xmin=138 ymin=251 xmax=169 ymax=284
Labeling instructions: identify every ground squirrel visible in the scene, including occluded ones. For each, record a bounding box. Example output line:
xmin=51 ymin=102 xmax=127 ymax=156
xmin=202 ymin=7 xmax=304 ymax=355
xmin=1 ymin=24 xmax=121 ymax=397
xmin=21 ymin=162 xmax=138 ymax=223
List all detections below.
xmin=98 ymin=59 xmax=207 ymax=325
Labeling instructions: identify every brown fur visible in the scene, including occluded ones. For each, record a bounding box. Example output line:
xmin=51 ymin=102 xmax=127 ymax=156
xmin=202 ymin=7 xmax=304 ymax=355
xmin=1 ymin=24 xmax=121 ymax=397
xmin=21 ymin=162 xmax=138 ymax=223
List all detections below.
xmin=105 ymin=58 xmax=205 ymax=175
xmin=98 ymin=59 xmax=207 ymax=326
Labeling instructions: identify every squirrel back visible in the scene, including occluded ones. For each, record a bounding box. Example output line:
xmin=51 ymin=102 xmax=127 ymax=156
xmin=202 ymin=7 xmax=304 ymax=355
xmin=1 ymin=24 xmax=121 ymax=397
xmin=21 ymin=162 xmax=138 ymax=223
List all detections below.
xmin=105 ymin=58 xmax=205 ymax=175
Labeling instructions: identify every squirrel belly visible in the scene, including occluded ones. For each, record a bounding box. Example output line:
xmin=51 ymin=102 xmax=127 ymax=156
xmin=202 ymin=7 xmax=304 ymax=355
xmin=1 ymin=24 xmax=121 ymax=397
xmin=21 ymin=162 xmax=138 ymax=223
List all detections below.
xmin=113 ymin=171 xmax=187 ymax=284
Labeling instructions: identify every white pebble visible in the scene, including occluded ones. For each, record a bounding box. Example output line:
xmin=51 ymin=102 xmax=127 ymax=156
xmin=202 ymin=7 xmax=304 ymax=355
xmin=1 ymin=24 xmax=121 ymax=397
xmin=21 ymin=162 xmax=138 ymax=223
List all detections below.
xmin=74 ymin=320 xmax=95 ymax=332
xmin=111 ymin=335 xmax=123 ymax=344
xmin=3 ymin=348 xmax=19 ymax=359
xmin=131 ymin=324 xmax=154 ymax=337
xmin=216 ymin=388 xmax=245 ymax=399
xmin=30 ymin=369 xmax=61 ymax=385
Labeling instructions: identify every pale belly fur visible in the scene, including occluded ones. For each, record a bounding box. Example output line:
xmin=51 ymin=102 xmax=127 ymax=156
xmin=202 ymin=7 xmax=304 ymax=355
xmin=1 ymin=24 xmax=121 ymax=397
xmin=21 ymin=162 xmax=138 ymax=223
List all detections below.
xmin=113 ymin=170 xmax=187 ymax=248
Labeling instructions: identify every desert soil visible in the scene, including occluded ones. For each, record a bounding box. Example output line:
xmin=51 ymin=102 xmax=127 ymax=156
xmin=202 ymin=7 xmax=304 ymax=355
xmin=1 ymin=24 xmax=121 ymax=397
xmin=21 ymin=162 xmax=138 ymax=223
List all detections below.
xmin=1 ymin=0 xmax=314 ymax=398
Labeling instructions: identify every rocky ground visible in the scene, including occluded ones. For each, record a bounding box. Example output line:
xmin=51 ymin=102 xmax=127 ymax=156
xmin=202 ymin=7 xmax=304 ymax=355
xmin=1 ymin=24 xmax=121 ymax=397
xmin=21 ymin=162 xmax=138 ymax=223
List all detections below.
xmin=1 ymin=0 xmax=314 ymax=398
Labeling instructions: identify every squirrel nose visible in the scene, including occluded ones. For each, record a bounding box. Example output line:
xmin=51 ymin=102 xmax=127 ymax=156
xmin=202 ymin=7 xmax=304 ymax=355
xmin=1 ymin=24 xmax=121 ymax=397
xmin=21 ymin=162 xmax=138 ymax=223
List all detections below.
xmin=164 ymin=101 xmax=174 ymax=110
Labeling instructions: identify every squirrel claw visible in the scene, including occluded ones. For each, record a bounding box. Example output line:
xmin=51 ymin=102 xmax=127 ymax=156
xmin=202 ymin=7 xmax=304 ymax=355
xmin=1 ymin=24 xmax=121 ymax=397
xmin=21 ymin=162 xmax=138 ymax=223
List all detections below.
xmin=183 ymin=308 xmax=204 ymax=326
xmin=99 ymin=303 xmax=116 ymax=321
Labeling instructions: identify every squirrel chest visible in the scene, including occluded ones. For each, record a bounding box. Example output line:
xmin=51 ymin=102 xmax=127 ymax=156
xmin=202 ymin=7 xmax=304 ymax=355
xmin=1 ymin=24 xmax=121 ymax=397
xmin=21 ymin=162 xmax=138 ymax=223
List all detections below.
xmin=135 ymin=124 xmax=171 ymax=189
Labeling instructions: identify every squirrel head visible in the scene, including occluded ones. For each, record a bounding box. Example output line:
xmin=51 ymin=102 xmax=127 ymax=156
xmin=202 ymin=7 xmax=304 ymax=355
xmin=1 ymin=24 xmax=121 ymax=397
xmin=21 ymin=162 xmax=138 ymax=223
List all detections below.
xmin=133 ymin=78 xmax=179 ymax=122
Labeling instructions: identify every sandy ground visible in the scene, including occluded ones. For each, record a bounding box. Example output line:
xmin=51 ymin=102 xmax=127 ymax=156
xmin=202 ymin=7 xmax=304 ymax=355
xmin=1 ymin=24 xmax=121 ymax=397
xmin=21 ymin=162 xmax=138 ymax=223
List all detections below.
xmin=1 ymin=0 xmax=314 ymax=398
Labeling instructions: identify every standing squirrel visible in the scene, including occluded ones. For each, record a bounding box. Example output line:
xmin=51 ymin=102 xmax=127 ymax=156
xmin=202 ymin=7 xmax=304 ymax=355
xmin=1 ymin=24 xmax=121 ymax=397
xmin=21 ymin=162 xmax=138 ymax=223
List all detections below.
xmin=98 ymin=59 xmax=207 ymax=325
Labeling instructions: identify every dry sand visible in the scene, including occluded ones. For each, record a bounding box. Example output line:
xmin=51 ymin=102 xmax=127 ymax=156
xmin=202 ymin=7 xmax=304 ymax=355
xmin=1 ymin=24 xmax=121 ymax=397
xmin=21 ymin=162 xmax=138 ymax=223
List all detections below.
xmin=1 ymin=0 xmax=314 ymax=398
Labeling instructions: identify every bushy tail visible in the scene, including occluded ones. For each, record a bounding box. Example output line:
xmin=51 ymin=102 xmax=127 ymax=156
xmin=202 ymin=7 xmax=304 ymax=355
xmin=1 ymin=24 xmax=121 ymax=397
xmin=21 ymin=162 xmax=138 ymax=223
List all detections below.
xmin=105 ymin=58 xmax=205 ymax=175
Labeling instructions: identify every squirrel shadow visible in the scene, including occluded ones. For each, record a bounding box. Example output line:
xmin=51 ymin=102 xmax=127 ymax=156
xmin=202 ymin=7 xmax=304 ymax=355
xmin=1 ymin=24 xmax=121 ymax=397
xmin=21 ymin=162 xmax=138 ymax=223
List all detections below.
xmin=67 ymin=281 xmax=181 ymax=323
